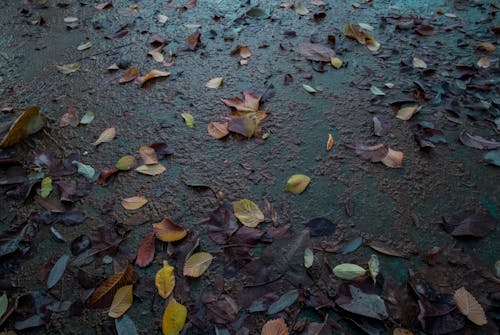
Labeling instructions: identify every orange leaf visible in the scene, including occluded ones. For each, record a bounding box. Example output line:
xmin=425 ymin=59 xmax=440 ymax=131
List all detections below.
xmin=137 ymin=70 xmax=170 ymax=86
xmin=139 ymin=146 xmax=159 ymax=165
xmin=121 ymin=196 xmax=148 ymax=210
xmin=89 ymin=264 xmax=135 ymax=308
xmin=393 ymin=328 xmax=413 ymax=335
xmin=155 ymin=260 xmax=175 ymax=298
xmin=153 ymin=218 xmax=187 ymax=242
xmin=186 ymin=31 xmax=200 ymax=51
xmin=207 ymin=121 xmax=229 ymax=139
xmin=162 ymin=299 xmax=187 ymax=335
xmin=118 ymin=66 xmax=138 ymax=84
xmin=136 ymin=232 xmax=156 ymax=267
xmin=453 ymin=287 xmax=487 ymax=326
xmin=135 ymin=163 xmax=166 ymax=176
xmin=476 ymin=42 xmax=495 ymax=52
xmin=381 ymin=148 xmax=404 ymax=168
xmin=108 ymin=285 xmax=133 ymax=318
xmin=396 ymin=105 xmax=419 ymax=121
xmin=327 ymin=133 xmax=334 ymax=151
xmin=261 ymin=318 xmax=289 ymax=335
xmin=93 ymin=127 xmax=116 ymax=146
xmin=220 ymin=91 xmax=261 ymax=113
xmin=183 ymin=252 xmax=213 ymax=277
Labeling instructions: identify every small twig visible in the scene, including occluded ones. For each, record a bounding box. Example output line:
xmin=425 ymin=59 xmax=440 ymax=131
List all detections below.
xmin=75 ymin=41 xmax=136 ymax=61
xmin=43 ymin=129 xmax=67 ymax=154
xmin=244 ymin=273 xmax=283 ymax=288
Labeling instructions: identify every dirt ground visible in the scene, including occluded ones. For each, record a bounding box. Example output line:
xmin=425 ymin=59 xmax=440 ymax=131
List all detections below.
xmin=1 ymin=0 xmax=499 ymax=334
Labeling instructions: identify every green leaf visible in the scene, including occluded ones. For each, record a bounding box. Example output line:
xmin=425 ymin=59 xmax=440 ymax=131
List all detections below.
xmin=333 ymin=263 xmax=366 ymax=280
xmin=331 ymin=57 xmax=343 ymax=69
xmin=0 ymin=292 xmax=7 ymax=319
xmin=116 ymin=155 xmax=136 ymax=171
xmin=41 ymin=176 xmax=53 ymax=198
xmin=47 ymin=254 xmax=70 ymax=289
xmin=80 ymin=111 xmax=95 ymax=125
xmin=370 ymin=85 xmax=385 ymax=96
xmin=181 ymin=113 xmax=194 ymax=128
xmin=303 ymin=84 xmax=317 ymax=93
xmin=304 ymin=248 xmax=314 ymax=268
xmin=285 ymin=174 xmax=310 ymax=195
xmin=72 ymin=160 xmax=96 ymax=180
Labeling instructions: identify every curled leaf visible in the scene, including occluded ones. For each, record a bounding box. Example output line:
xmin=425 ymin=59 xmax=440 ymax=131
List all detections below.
xmin=333 ymin=263 xmax=366 ymax=280
xmin=121 ymin=196 xmax=148 ymax=210
xmin=183 ymin=252 xmax=213 ymax=277
xmin=232 ymin=199 xmax=264 ymax=228
xmin=108 ymin=285 xmax=133 ymax=318
xmin=155 ymin=260 xmax=175 ymax=299
xmin=285 ymin=174 xmax=310 ymax=195
xmin=77 ymin=41 xmax=92 ymax=51
xmin=453 ymin=287 xmax=487 ymax=326
xmin=327 ymin=133 xmax=334 ymax=150
xmin=162 ymin=299 xmax=187 ymax=335
xmin=303 ymin=84 xmax=317 ymax=93
xmin=153 ymin=218 xmax=187 ymax=242
xmin=56 ymin=62 xmax=81 ymax=74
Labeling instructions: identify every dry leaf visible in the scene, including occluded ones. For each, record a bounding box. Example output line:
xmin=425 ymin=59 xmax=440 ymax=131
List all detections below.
xmin=108 ymin=285 xmax=133 ymax=318
xmin=56 ymin=62 xmax=81 ymax=74
xmin=298 ymin=43 xmax=336 ymax=62
xmin=331 ymin=56 xmax=343 ymax=69
xmin=453 ymin=287 xmax=487 ymax=326
xmin=368 ymin=254 xmax=379 ymax=284
xmin=139 ymin=146 xmax=158 ymax=165
xmin=118 ymin=67 xmax=138 ymax=84
xmin=89 ymin=265 xmax=135 ymax=308
xmin=155 ymin=260 xmax=175 ymax=299
xmin=137 ymin=70 xmax=170 ymax=86
xmin=295 ymin=1 xmax=309 ymax=15
xmin=205 ymin=77 xmax=223 ymax=89
xmin=135 ymin=163 xmax=166 ymax=176
xmin=370 ymin=85 xmax=385 ymax=96
xmin=221 ymin=91 xmax=261 ymax=113
xmin=232 ymin=199 xmax=265 ymax=228
xmin=162 ymin=299 xmax=187 ymax=335
xmin=476 ymin=42 xmax=496 ymax=52
xmin=285 ymin=174 xmax=310 ymax=194
xmin=304 ymin=248 xmax=314 ymax=269
xmin=412 ymin=57 xmax=427 ymax=69
xmin=261 ymin=317 xmax=289 ymax=335
xmin=148 ymin=46 xmax=164 ymax=63
xmin=0 ymin=106 xmax=46 ymax=148
xmin=153 ymin=218 xmax=187 ymax=242
xmin=186 ymin=31 xmax=201 ymax=50
xmin=303 ymin=84 xmax=317 ymax=93
xmin=60 ymin=107 xmax=79 ymax=127
xmin=396 ymin=105 xmax=419 ymax=120
xmin=477 ymin=56 xmax=490 ymax=68
xmin=231 ymin=45 xmax=252 ymax=59
xmin=158 ymin=14 xmax=168 ymax=24
xmin=136 ymin=232 xmax=156 ymax=267
xmin=121 ymin=196 xmax=148 ymax=210
xmin=327 ymin=133 xmax=334 ymax=150
xmin=207 ymin=121 xmax=229 ymax=139
xmin=381 ymin=148 xmax=404 ymax=168
xmin=77 ymin=41 xmax=92 ymax=51
xmin=183 ymin=252 xmax=213 ymax=277
xmin=93 ymin=127 xmax=116 ymax=146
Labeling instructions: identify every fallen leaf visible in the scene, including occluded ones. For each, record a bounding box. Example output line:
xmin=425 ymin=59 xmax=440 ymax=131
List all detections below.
xmin=303 ymin=84 xmax=318 ymax=93
xmin=459 ymin=131 xmax=500 ymax=150
xmin=207 ymin=121 xmax=229 ymax=139
xmin=477 ymin=57 xmax=490 ymax=68
xmin=205 ymin=77 xmax=223 ymax=89
xmin=40 ymin=177 xmax=52 ymax=198
xmin=139 ymin=146 xmax=158 ymax=165
xmin=94 ymin=2 xmax=112 ymax=10
xmin=345 ymin=23 xmax=379 ymax=51
xmin=115 ymin=315 xmax=138 ymax=335
xmin=484 ymin=150 xmax=500 ymax=167
xmin=393 ymin=328 xmax=413 ymax=335
xmin=98 ymin=167 xmax=119 ymax=185
xmin=227 ymin=111 xmax=267 ymax=138
xmin=232 ymin=199 xmax=264 ymax=227
xmin=412 ymin=57 xmax=427 ymax=69
xmin=221 ymin=91 xmax=261 ymax=112
xmin=298 ymin=43 xmax=335 ymax=62
xmin=184 ymin=252 xmax=213 ymax=277
xmin=47 ymin=254 xmax=70 ymax=289
xmin=396 ymin=105 xmax=419 ymax=120
xmin=80 ymin=111 xmax=95 ymax=124
xmin=327 ymin=133 xmax=334 ymax=150
xmin=121 ymin=196 xmax=148 ymax=210
xmin=333 ymin=263 xmax=366 ymax=280
xmin=366 ymin=36 xmax=381 ymax=52
xmin=181 ymin=113 xmax=194 ymax=128
xmin=476 ymin=42 xmax=496 ymax=52
xmin=115 ymin=155 xmax=136 ymax=171
xmin=93 ymin=127 xmax=116 ymax=146
xmin=381 ymin=148 xmax=404 ymax=168
xmin=348 ymin=144 xmax=403 ymax=168
xmin=148 ymin=46 xmax=164 ymax=63
xmin=135 ymin=163 xmax=166 ymax=176
xmin=370 ymin=85 xmax=385 ymax=96
xmin=136 ymin=232 xmax=156 ymax=267
xmin=77 ymin=41 xmax=92 ymax=51
xmin=186 ymin=31 xmax=201 ymax=51
xmin=64 ymin=17 xmax=78 ymax=23
xmin=304 ymin=248 xmax=314 ymax=268
xmin=285 ymin=174 xmax=310 ymax=194
xmin=118 ymin=67 xmax=138 ymax=84
xmin=155 ymin=260 xmax=175 ymax=299
xmin=337 ymin=285 xmax=388 ymax=320
xmin=89 ymin=264 xmax=135 ymax=308
xmin=415 ymin=24 xmax=435 ymax=36
xmin=56 ymin=62 xmax=81 ymax=74
xmin=137 ymin=70 xmax=170 ymax=86
xmin=153 ymin=218 xmax=187 ymax=242
xmin=72 ymin=160 xmax=96 ymax=180
xmin=331 ymin=56 xmax=343 ymax=69
xmin=0 ymin=106 xmax=46 ymax=148
xmin=231 ymin=45 xmax=251 ymax=59
xmin=267 ymin=289 xmax=299 ymax=315
xmin=108 ymin=285 xmax=133 ymax=318
xmin=368 ymin=241 xmax=408 ymax=258
xmin=60 ymin=107 xmax=79 ymax=127
xmin=368 ymin=254 xmax=379 ymax=284
xmin=261 ymin=317 xmax=289 ymax=335
xmin=442 ymin=210 xmax=496 ymax=238
xmin=358 ymin=22 xmax=375 ymax=30
xmin=454 ymin=287 xmax=487 ymax=326
xmin=162 ymin=299 xmax=187 ymax=335
xmin=158 ymin=14 xmax=168 ymax=24
xmin=295 ymin=1 xmax=309 ymax=15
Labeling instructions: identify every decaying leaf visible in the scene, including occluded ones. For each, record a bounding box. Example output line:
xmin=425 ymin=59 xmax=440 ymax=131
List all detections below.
xmin=121 ymin=196 xmax=148 ymax=210
xmin=261 ymin=317 xmax=289 ymax=335
xmin=115 ymin=155 xmax=136 ymax=171
xmin=221 ymin=91 xmax=261 ymax=113
xmin=60 ymin=107 xmax=79 ymax=127
xmin=368 ymin=254 xmax=380 ymax=284
xmin=89 ymin=264 xmax=135 ymax=308
xmin=118 ymin=67 xmax=138 ymax=84
xmin=93 ymin=127 xmax=116 ymax=146
xmin=442 ymin=210 xmax=496 ymax=238
xmin=183 ymin=252 xmax=213 ymax=277
xmin=135 ymin=163 xmax=166 ymax=176
xmin=453 ymin=287 xmax=487 ymax=326
xmin=333 ymin=263 xmax=366 ymax=280
xmin=337 ymin=285 xmax=388 ymax=320
xmin=477 ymin=57 xmax=490 ymax=69
xmin=56 ymin=62 xmax=81 ymax=74
xmin=476 ymin=42 xmax=496 ymax=52
xmin=162 ymin=299 xmax=187 ymax=335
xmin=460 ymin=131 xmax=500 ymax=150
xmin=205 ymin=77 xmax=223 ymax=89
xmin=138 ymin=146 xmax=158 ymax=165
xmin=108 ymin=285 xmax=133 ymax=318
xmin=327 ymin=133 xmax=334 ymax=150
xmin=181 ymin=113 xmax=194 ymax=128
xmin=396 ymin=105 xmax=419 ymax=121
xmin=345 ymin=24 xmax=380 ymax=51
xmin=232 ymin=199 xmax=264 ymax=227
xmin=153 ymin=218 xmax=187 ymax=242
xmin=285 ymin=174 xmax=310 ymax=195
xmin=0 ymin=106 xmax=46 ymax=148
xmin=348 ymin=144 xmax=403 ymax=168
xmin=207 ymin=121 xmax=229 ymax=139
xmin=137 ymin=70 xmax=170 ymax=86
xmin=381 ymin=148 xmax=404 ymax=168
xmin=186 ymin=31 xmax=201 ymax=51
xmin=227 ymin=111 xmax=267 ymax=138
xmin=298 ymin=43 xmax=336 ymax=62
xmin=40 ymin=177 xmax=52 ymax=198
xmin=155 ymin=260 xmax=175 ymax=299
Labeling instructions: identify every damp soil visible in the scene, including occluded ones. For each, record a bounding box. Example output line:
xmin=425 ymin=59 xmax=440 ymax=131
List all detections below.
xmin=0 ymin=0 xmax=499 ymax=334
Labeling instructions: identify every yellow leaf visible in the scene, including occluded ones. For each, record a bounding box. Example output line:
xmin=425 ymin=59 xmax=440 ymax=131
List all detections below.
xmin=183 ymin=252 xmax=213 ymax=277
xmin=232 ymin=199 xmax=264 ymax=227
xmin=93 ymin=127 xmax=116 ymax=146
xmin=121 ymin=196 xmax=148 ymax=210
xmin=108 ymin=285 xmax=133 ymax=318
xmin=135 ymin=163 xmax=166 ymax=176
xmin=396 ymin=105 xmax=419 ymax=121
xmin=181 ymin=113 xmax=194 ymax=128
xmin=0 ymin=106 xmax=46 ymax=148
xmin=162 ymin=299 xmax=187 ymax=335
xmin=327 ymin=133 xmax=334 ymax=150
xmin=205 ymin=77 xmax=223 ymax=89
xmin=41 ymin=177 xmax=53 ymax=198
xmin=155 ymin=260 xmax=175 ymax=299
xmin=285 ymin=174 xmax=310 ymax=195
xmin=331 ymin=56 xmax=343 ymax=69
xmin=137 ymin=70 xmax=170 ymax=86
xmin=333 ymin=263 xmax=366 ymax=280
xmin=115 ymin=155 xmax=136 ymax=171
xmin=56 ymin=62 xmax=81 ymax=74
xmin=453 ymin=287 xmax=487 ymax=326
xmin=153 ymin=218 xmax=187 ymax=242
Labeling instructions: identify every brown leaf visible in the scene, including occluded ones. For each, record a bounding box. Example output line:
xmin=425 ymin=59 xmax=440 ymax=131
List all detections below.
xmin=93 ymin=127 xmax=116 ymax=146
xmin=136 ymin=232 xmax=156 ymax=267
xmin=139 ymin=146 xmax=159 ymax=165
xmin=135 ymin=163 xmax=166 ymax=176
xmin=0 ymin=106 xmax=46 ymax=148
xmin=97 ymin=167 xmax=119 ymax=185
xmin=59 ymin=107 xmax=79 ymax=127
xmin=326 ymin=133 xmax=334 ymax=151
xmin=261 ymin=317 xmax=289 ymax=335
xmin=345 ymin=23 xmax=368 ymax=44
xmin=368 ymin=241 xmax=408 ymax=258
xmin=477 ymin=56 xmax=490 ymax=68
xmin=230 ymin=45 xmax=252 ymax=59
xmin=381 ymin=148 xmax=404 ymax=168
xmin=415 ymin=24 xmax=435 ymax=36
xmin=89 ymin=264 xmax=135 ymax=308
xmin=453 ymin=287 xmax=487 ymax=326
xmin=121 ymin=196 xmax=148 ymax=210
xmin=298 ymin=43 xmax=336 ymax=62
xmin=476 ymin=42 xmax=496 ymax=52
xmin=221 ymin=91 xmax=261 ymax=113
xmin=118 ymin=67 xmax=138 ymax=84
xmin=186 ymin=31 xmax=201 ymax=50
xmin=137 ymin=70 xmax=170 ymax=86
xmin=207 ymin=121 xmax=229 ymax=139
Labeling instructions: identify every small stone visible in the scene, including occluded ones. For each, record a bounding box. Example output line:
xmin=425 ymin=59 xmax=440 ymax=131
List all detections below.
xmin=117 ymin=55 xmax=130 ymax=69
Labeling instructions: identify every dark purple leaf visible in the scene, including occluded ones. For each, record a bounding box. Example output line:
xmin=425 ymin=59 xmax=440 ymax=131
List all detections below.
xmin=0 ymin=166 xmax=27 ymax=185
xmin=71 ymin=235 xmax=92 ymax=255
xmin=150 ymin=142 xmax=174 ymax=158
xmin=47 ymin=254 xmax=70 ymax=289
xmin=346 ymin=143 xmax=388 ymax=162
xmin=442 ymin=210 xmax=496 ymax=238
xmin=298 ymin=43 xmax=336 ymax=62
xmin=267 ymin=289 xmax=299 ymax=315
xmin=284 ymin=74 xmax=293 ymax=85
xmin=208 ymin=204 xmax=238 ymax=244
xmin=415 ymin=24 xmax=435 ymax=36
xmin=459 ymin=131 xmax=500 ymax=150
xmin=305 ymin=217 xmax=336 ymax=237
xmin=202 ymin=293 xmax=239 ymax=324
xmin=336 ymin=285 xmax=388 ymax=320
xmin=61 ymin=209 xmax=86 ymax=226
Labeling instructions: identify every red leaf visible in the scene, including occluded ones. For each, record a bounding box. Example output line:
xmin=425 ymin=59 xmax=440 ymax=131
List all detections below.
xmin=97 ymin=167 xmax=119 ymax=185
xmin=136 ymin=232 xmax=156 ymax=267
